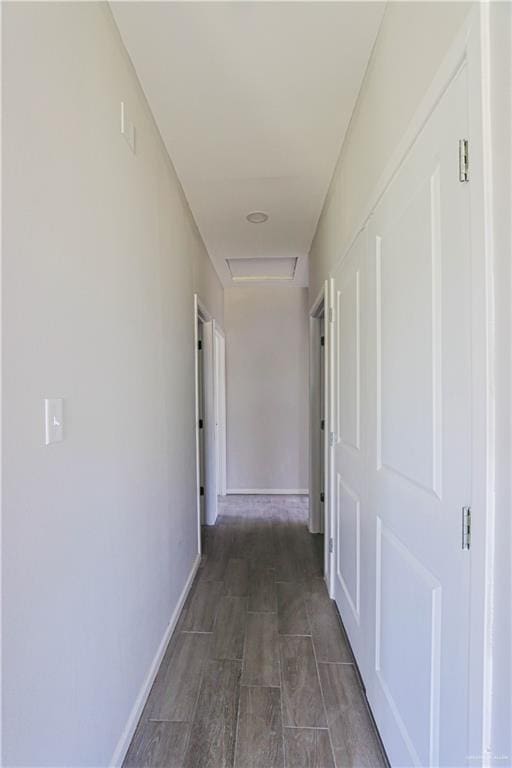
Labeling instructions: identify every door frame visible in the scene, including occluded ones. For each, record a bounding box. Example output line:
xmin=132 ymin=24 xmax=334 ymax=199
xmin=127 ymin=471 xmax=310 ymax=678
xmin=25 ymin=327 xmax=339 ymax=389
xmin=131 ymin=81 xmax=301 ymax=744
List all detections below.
xmin=309 ymin=281 xmax=334 ymax=591
xmin=214 ymin=326 xmax=227 ymax=497
xmin=194 ymin=295 xmax=225 ymax=549
xmin=321 ymin=7 xmax=495 ymax=763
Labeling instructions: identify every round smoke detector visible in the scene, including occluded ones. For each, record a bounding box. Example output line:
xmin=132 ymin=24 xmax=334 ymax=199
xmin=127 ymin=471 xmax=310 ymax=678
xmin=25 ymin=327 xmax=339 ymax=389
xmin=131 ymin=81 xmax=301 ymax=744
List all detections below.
xmin=246 ymin=211 xmax=269 ymax=224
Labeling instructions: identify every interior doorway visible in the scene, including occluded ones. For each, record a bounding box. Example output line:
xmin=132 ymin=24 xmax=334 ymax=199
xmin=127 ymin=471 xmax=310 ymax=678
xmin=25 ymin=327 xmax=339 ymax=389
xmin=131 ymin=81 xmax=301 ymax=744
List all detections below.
xmin=194 ymin=295 xmax=226 ymax=547
xmin=214 ymin=327 xmax=227 ymax=497
xmin=309 ymin=287 xmax=329 ymax=578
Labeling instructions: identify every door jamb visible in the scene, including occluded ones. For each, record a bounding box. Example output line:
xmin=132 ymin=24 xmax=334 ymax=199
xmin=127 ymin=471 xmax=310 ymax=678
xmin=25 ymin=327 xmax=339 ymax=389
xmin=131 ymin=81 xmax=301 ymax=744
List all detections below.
xmin=194 ymin=294 xmax=221 ymax=552
xmin=214 ymin=326 xmax=227 ymax=497
xmin=309 ymin=281 xmax=334 ymax=592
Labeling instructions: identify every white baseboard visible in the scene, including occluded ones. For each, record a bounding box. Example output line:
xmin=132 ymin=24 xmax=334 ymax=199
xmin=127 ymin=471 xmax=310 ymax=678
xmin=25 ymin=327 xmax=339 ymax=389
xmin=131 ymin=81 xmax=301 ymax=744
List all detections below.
xmin=110 ymin=553 xmax=201 ymax=767
xmin=226 ymin=488 xmax=309 ymax=495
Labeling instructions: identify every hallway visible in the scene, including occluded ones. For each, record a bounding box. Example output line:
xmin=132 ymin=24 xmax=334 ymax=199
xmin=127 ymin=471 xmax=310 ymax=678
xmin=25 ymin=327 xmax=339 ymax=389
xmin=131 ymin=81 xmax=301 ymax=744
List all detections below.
xmin=3 ymin=4 xmax=510 ymax=766
xmin=124 ymin=496 xmax=386 ymax=768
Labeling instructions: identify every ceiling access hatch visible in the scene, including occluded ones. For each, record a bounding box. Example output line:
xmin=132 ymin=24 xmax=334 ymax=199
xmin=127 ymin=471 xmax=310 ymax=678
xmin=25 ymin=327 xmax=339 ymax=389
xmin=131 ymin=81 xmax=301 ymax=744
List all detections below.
xmin=226 ymin=257 xmax=298 ymax=282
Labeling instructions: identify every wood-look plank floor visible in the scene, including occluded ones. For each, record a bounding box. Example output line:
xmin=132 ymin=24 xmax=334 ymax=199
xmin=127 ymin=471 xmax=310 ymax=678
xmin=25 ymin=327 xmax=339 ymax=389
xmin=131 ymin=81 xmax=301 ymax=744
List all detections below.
xmin=123 ymin=495 xmax=387 ymax=768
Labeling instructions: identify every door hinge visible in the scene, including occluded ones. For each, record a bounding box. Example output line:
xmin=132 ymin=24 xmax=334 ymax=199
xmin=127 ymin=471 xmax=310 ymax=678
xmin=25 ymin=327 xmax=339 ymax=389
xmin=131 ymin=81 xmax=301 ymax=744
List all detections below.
xmin=329 ymin=431 xmax=336 ymax=447
xmin=329 ymin=537 xmax=334 ymax=554
xmin=320 ymin=335 xmax=325 ymax=347
xmin=462 ymin=506 xmax=471 ymax=550
xmin=198 ymin=339 xmax=202 ymax=351
xmin=329 ymin=307 xmax=335 ymax=323
xmin=320 ymin=491 xmax=325 ymax=503
xmin=321 ymin=419 xmax=325 ymax=431
xmin=200 ymin=485 xmax=205 ymax=496
xmin=198 ymin=418 xmax=204 ymax=429
xmin=459 ymin=139 xmax=469 ymax=182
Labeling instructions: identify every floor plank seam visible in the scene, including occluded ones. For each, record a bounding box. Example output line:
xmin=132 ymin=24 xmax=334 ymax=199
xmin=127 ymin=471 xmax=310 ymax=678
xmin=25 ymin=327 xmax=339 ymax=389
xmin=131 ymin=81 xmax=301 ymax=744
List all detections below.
xmin=232 ymin=664 xmax=243 ymax=768
xmin=310 ymin=619 xmax=338 ymax=768
xmin=278 ymin=632 xmax=312 ymax=638
xmin=277 ymin=636 xmax=287 ymax=768
xmin=179 ymin=631 xmax=211 ymax=765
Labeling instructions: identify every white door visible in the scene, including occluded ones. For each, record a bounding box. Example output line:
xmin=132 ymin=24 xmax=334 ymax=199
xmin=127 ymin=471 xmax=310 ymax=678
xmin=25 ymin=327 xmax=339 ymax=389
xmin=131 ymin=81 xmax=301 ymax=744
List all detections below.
xmin=197 ymin=321 xmax=206 ymax=524
xmin=366 ymin=66 xmax=471 ymax=767
xmin=319 ymin=317 xmax=325 ymax=533
xmin=202 ymin=320 xmax=218 ymax=526
xmin=331 ymin=228 xmax=370 ymax=677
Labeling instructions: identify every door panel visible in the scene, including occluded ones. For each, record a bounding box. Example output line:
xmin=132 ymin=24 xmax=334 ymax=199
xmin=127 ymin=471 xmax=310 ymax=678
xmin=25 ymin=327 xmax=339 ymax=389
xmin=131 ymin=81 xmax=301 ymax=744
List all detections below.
xmin=331 ymin=65 xmax=471 ymax=768
xmin=377 ymin=170 xmax=442 ymax=494
xmin=332 ymin=229 xmax=368 ymax=673
xmin=202 ymin=320 xmax=218 ymax=526
xmin=367 ymin=66 xmax=471 ymax=767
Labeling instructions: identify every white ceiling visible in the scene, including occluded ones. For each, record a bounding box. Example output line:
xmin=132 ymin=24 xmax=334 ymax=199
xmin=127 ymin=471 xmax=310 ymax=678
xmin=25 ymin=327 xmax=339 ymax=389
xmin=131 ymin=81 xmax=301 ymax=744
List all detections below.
xmin=111 ymin=2 xmax=385 ymax=288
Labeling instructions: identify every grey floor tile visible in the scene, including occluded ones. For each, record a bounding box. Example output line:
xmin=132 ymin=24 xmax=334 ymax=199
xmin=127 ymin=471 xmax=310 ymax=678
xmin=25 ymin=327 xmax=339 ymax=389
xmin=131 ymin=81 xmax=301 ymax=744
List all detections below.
xmin=183 ymin=659 xmax=242 ymax=768
xmin=305 ymin=579 xmax=352 ymax=663
xmin=181 ymin=580 xmax=223 ymax=632
xmin=145 ymin=632 xmax=210 ymax=722
xmin=248 ymin=564 xmax=277 ymax=613
xmin=318 ymin=663 xmax=386 ymax=768
xmin=276 ymin=581 xmax=310 ymax=636
xmin=272 ymin=524 xmax=303 ymax=581
xmin=283 ymin=728 xmax=335 ymax=768
xmin=279 ymin=635 xmax=327 ymax=728
xmin=224 ymin=558 xmax=250 ymax=597
xmin=242 ymin=612 xmax=280 ymax=687
xmin=123 ymin=721 xmax=190 ymax=768
xmin=125 ymin=496 xmax=385 ymax=768
xmin=234 ymin=686 xmax=284 ymax=768
xmin=200 ymin=555 xmax=229 ymax=582
xmin=248 ymin=521 xmax=276 ymax=567
xmin=211 ymin=596 xmax=247 ymax=661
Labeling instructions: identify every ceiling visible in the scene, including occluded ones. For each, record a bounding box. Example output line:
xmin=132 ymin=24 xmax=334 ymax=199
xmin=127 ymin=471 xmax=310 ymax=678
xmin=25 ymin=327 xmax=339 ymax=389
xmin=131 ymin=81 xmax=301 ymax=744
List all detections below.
xmin=111 ymin=2 xmax=385 ymax=288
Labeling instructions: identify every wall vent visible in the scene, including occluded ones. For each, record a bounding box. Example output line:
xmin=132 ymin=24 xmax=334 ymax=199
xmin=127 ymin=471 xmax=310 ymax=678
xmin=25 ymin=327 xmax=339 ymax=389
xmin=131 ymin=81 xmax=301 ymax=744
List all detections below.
xmin=226 ymin=257 xmax=297 ymax=281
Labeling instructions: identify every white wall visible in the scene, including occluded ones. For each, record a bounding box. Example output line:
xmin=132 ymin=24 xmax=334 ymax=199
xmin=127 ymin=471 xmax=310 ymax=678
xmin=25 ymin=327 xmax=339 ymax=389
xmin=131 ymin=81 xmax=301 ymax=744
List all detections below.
xmin=309 ymin=1 xmax=472 ymax=300
xmin=1 ymin=4 xmax=222 ymax=765
xmin=225 ymin=286 xmax=308 ymax=493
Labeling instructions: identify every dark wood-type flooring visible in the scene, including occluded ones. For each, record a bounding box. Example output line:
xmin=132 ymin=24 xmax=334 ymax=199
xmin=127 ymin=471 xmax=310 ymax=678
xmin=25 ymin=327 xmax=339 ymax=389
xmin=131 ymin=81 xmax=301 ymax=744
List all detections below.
xmin=124 ymin=495 xmax=387 ymax=768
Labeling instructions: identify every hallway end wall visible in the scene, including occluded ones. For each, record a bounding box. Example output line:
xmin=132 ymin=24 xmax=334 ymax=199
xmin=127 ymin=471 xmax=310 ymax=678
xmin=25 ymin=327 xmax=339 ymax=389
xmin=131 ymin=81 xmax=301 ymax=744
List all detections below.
xmin=2 ymin=4 xmax=218 ymax=765
xmin=225 ymin=286 xmax=308 ymax=494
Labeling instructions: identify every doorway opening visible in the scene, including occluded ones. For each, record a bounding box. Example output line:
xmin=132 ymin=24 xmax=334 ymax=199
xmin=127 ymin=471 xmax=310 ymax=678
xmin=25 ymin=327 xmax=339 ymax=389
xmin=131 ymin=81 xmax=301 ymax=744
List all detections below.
xmin=194 ymin=295 xmax=226 ymax=553
xmin=309 ymin=286 xmax=330 ymax=582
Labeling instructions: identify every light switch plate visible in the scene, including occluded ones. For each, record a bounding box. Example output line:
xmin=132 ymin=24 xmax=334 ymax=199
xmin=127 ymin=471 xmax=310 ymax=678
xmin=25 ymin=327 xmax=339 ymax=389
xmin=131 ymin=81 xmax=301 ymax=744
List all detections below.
xmin=44 ymin=398 xmax=64 ymax=445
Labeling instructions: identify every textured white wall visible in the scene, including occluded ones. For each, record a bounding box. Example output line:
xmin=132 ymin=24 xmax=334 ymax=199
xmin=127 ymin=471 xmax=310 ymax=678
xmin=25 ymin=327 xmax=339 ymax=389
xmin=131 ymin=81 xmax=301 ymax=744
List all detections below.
xmin=225 ymin=287 xmax=308 ymax=492
xmin=2 ymin=4 xmax=222 ymax=765
xmin=309 ymin=1 xmax=472 ymax=300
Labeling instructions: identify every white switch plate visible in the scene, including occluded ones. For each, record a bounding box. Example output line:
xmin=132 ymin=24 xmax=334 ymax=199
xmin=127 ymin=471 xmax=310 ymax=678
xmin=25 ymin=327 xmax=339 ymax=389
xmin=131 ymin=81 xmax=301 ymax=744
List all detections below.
xmin=44 ymin=398 xmax=64 ymax=445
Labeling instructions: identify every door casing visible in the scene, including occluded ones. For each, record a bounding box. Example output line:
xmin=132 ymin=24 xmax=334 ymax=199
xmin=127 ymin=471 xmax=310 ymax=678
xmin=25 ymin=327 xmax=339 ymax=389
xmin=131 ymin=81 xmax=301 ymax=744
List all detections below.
xmin=194 ymin=295 xmax=226 ymax=544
